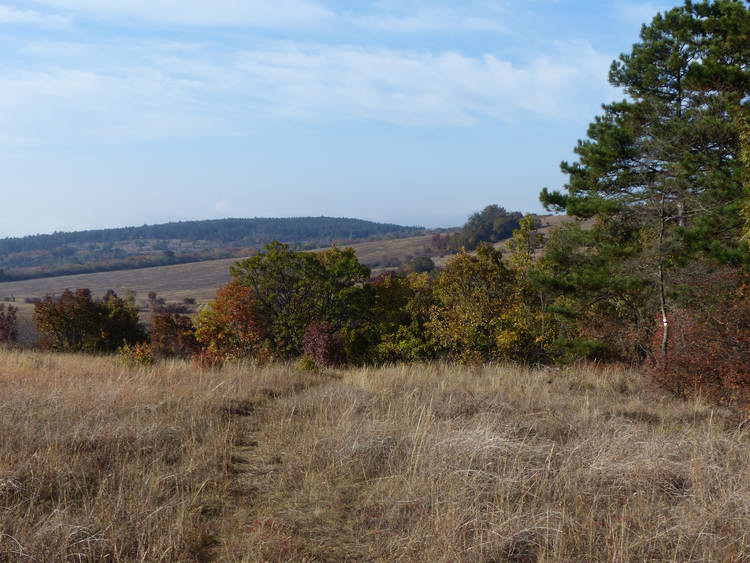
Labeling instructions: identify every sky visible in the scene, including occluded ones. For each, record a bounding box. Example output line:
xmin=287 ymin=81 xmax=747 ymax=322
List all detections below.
xmin=0 ymin=0 xmax=673 ymax=237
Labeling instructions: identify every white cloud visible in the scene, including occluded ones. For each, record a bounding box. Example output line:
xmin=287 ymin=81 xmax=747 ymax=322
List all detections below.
xmin=229 ymin=41 xmax=614 ymax=124
xmin=0 ymin=4 xmax=69 ymax=26
xmin=351 ymin=2 xmax=508 ymax=33
xmin=31 ymin=0 xmax=333 ymax=27
xmin=0 ymin=38 xmax=616 ymax=145
xmin=26 ymin=0 xmax=511 ymax=32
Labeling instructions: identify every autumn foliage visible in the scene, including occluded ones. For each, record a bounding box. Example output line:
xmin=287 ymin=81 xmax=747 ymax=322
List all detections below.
xmin=150 ymin=311 xmax=198 ymax=358
xmin=302 ymin=321 xmax=345 ymax=368
xmin=650 ymin=271 xmax=750 ymax=407
xmin=194 ymin=280 xmax=268 ymax=362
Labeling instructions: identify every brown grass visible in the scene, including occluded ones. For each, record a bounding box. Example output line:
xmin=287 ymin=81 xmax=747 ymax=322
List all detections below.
xmin=223 ymin=363 xmax=749 ymax=562
xmin=0 ymin=350 xmax=327 ymax=561
xmin=2 ymin=350 xmax=749 ymax=561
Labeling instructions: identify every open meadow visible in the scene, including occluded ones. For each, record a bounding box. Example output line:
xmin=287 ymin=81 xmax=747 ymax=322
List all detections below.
xmin=1 ymin=349 xmax=749 ymax=561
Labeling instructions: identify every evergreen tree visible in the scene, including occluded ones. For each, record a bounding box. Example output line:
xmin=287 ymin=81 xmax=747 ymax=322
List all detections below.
xmin=684 ymin=0 xmax=750 ymax=240
xmin=540 ymin=1 xmax=746 ymax=361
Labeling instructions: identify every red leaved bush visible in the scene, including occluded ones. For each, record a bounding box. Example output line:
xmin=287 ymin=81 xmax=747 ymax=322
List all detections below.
xmin=650 ymin=271 xmax=750 ymax=407
xmin=303 ymin=321 xmax=345 ymax=368
xmin=150 ymin=311 xmax=199 ymax=358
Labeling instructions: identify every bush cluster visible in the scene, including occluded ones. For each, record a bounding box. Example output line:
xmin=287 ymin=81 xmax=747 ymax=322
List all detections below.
xmin=34 ymin=289 xmax=145 ymax=353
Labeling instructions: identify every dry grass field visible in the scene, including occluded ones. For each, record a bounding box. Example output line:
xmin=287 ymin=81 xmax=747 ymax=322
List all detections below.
xmin=1 ymin=349 xmax=748 ymax=561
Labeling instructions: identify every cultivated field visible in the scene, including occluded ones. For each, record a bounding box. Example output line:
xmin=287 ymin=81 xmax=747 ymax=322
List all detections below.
xmin=1 ymin=350 xmax=747 ymax=561
xmin=0 ymin=233 xmax=440 ymax=306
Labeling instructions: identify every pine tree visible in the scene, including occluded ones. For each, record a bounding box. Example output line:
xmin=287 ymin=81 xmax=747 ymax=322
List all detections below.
xmin=540 ymin=1 xmax=747 ymax=361
xmin=684 ymin=0 xmax=750 ymax=241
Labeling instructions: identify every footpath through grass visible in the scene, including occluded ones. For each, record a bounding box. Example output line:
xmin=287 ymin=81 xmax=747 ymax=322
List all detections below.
xmin=1 ymin=353 xmax=749 ymax=561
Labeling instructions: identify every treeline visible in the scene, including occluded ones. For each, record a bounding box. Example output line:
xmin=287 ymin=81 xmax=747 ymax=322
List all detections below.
xmin=0 ymin=217 xmax=421 ymax=255
xmin=5 ymin=231 xmax=549 ymax=367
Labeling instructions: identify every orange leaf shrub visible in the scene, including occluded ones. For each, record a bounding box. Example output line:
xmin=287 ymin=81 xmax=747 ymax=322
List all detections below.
xmin=194 ymin=280 xmax=268 ymax=362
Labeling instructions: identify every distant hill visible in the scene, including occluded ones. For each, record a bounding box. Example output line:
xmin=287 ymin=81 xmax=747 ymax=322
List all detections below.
xmin=0 ymin=217 xmax=423 ymax=282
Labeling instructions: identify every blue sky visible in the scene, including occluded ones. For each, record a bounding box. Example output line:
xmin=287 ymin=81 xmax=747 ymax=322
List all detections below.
xmin=0 ymin=0 xmax=672 ymax=237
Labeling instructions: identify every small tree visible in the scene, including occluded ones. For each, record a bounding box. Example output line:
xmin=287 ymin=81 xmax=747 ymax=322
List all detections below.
xmin=194 ymin=280 xmax=268 ymax=362
xmin=451 ymin=205 xmax=523 ymax=250
xmin=428 ymin=245 xmax=527 ymax=363
xmin=150 ymin=310 xmax=198 ymax=358
xmin=0 ymin=304 xmax=18 ymax=344
xmin=407 ymin=256 xmax=435 ymax=273
xmin=370 ymin=272 xmax=438 ymax=363
xmin=229 ymin=242 xmax=372 ymax=358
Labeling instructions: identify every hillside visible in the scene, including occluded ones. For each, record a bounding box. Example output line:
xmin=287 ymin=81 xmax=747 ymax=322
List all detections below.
xmin=0 ymin=216 xmax=423 ymax=282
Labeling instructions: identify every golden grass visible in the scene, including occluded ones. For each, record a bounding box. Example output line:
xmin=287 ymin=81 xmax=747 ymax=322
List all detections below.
xmin=0 ymin=350 xmax=326 ymax=561
xmin=4 ymin=350 xmax=741 ymax=561
xmin=225 ymin=363 xmax=749 ymax=562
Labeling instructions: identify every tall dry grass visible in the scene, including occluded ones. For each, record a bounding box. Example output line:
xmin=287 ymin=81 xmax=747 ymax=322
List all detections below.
xmin=2 ymin=352 xmax=749 ymax=561
xmin=226 ymin=363 xmax=750 ymax=562
xmin=0 ymin=350 xmax=325 ymax=561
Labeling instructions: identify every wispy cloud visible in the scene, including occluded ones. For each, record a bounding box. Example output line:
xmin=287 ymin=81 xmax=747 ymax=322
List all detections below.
xmin=0 ymin=4 xmax=70 ymax=26
xmin=26 ymin=0 xmax=511 ymax=32
xmin=30 ymin=0 xmax=333 ymax=27
xmin=0 ymin=38 xmax=615 ymax=145
xmin=349 ymin=1 xmax=508 ymax=32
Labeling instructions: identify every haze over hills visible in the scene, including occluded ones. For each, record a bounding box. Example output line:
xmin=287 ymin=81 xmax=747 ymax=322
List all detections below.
xmin=0 ymin=216 xmax=423 ymax=282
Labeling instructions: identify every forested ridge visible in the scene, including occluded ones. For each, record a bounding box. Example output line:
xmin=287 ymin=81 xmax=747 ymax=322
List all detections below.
xmin=0 ymin=216 xmax=422 ymax=281
xmin=0 ymin=216 xmax=421 ymax=254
